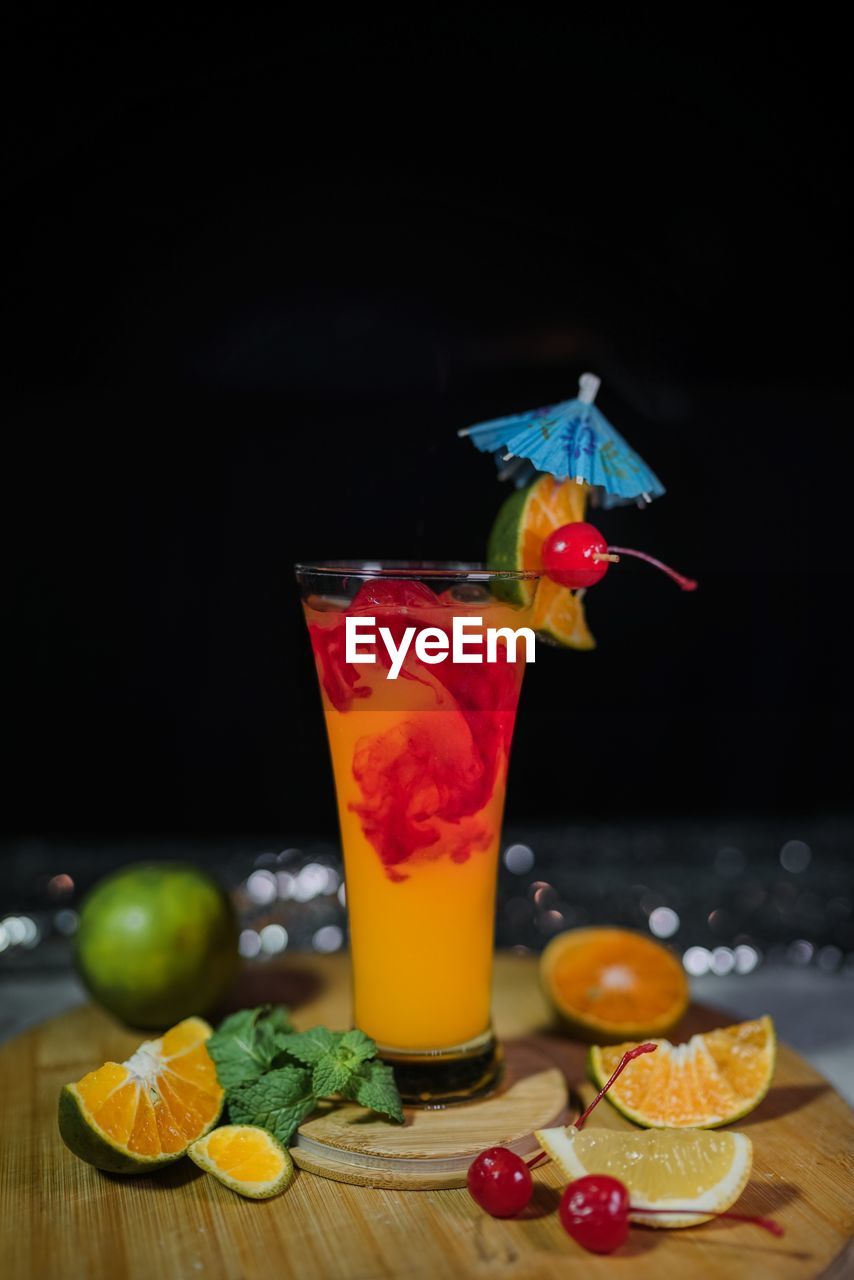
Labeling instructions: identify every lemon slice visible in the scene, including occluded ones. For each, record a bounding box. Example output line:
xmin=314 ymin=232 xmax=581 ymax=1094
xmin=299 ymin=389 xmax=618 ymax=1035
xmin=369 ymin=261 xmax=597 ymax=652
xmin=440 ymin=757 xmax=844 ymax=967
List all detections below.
xmin=189 ymin=1125 xmax=294 ymax=1199
xmin=589 ymin=1016 xmax=776 ymax=1127
xmin=536 ymin=1125 xmax=753 ymax=1228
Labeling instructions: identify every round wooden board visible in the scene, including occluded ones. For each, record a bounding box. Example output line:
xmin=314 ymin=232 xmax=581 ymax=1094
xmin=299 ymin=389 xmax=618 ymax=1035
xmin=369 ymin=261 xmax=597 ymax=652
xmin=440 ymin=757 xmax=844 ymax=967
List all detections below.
xmin=2 ymin=952 xmax=854 ymax=1280
xmin=292 ymin=1039 xmax=568 ymax=1187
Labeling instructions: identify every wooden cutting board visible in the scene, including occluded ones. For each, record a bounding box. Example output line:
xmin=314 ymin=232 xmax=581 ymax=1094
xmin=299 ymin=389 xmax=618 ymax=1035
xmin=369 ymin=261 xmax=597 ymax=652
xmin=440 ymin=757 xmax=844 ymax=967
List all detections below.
xmin=2 ymin=953 xmax=853 ymax=1280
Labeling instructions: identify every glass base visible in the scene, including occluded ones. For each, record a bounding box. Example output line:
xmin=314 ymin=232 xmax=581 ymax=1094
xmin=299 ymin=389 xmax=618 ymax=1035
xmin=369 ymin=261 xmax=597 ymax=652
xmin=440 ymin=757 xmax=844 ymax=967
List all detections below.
xmin=379 ymin=1031 xmax=503 ymax=1107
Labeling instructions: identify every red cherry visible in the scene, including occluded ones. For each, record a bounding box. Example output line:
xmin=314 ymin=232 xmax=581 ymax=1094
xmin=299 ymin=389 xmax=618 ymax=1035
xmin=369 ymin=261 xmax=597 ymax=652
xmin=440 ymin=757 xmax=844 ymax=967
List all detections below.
xmin=560 ymin=1175 xmax=630 ymax=1254
xmin=543 ymin=522 xmax=698 ymax=592
xmin=466 ymin=1146 xmax=533 ymax=1217
xmin=542 ymin=522 xmax=610 ymax=589
xmin=560 ymin=1175 xmax=785 ymax=1253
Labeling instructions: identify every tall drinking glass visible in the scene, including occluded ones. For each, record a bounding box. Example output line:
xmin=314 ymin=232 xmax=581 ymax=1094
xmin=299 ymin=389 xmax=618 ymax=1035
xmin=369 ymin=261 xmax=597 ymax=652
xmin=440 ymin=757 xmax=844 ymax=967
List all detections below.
xmin=295 ymin=562 xmax=538 ymax=1104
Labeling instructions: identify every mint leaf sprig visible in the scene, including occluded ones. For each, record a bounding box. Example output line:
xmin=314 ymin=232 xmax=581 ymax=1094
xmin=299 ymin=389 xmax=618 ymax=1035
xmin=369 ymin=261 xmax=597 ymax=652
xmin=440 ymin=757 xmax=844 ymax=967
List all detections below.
xmin=207 ymin=1005 xmax=294 ymax=1088
xmin=227 ymin=1065 xmax=317 ymax=1144
xmin=207 ymin=1007 xmax=404 ymax=1147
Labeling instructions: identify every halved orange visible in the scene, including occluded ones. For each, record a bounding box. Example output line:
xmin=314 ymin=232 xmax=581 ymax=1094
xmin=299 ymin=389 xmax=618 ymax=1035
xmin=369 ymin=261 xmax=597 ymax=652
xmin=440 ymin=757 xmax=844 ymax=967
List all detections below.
xmin=58 ymin=1016 xmax=224 ymax=1173
xmin=487 ymin=475 xmax=594 ymax=648
xmin=589 ymin=1016 xmax=776 ymax=1128
xmin=189 ymin=1124 xmax=294 ymax=1199
xmin=540 ymin=926 xmax=689 ymax=1043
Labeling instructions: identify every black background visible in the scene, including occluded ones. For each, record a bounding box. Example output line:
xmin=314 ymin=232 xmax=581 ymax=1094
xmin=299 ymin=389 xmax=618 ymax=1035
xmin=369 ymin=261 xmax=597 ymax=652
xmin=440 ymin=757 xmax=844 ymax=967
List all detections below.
xmin=3 ymin=12 xmax=852 ymax=841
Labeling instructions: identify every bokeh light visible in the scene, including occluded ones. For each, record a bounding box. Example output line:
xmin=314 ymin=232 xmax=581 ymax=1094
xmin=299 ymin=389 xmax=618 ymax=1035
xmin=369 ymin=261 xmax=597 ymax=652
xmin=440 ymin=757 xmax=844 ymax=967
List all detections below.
xmin=710 ymin=946 xmax=736 ymax=975
xmin=313 ymin=925 xmax=343 ymax=953
xmin=246 ymin=870 xmax=277 ymax=905
xmin=648 ymin=906 xmax=680 ymax=938
xmin=734 ymin=944 xmax=760 ymax=974
xmin=787 ymin=939 xmax=814 ymax=966
xmin=503 ymin=843 xmax=535 ymax=875
xmin=780 ymin=840 xmax=812 ymax=873
xmin=818 ymin=944 xmax=842 ymax=972
xmin=54 ymin=909 xmax=79 ymax=936
xmin=683 ymin=946 xmax=711 ymax=976
xmin=239 ymin=928 xmax=261 ymax=958
xmin=293 ymin=864 xmax=331 ymax=902
xmin=47 ymin=873 xmax=74 ymax=898
xmin=259 ymin=924 xmax=288 ymax=955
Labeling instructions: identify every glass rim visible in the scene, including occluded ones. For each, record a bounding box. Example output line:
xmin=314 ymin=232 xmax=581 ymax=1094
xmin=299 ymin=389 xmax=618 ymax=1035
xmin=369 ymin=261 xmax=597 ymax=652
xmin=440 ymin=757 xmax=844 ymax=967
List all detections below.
xmin=294 ymin=559 xmax=540 ymax=582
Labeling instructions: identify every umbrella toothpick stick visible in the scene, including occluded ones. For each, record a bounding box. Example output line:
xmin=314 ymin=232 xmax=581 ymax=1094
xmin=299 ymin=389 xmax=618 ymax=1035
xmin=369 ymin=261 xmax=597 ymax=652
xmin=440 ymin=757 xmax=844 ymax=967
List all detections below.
xmin=578 ymin=372 xmax=601 ymax=404
xmin=593 ymin=552 xmax=620 ymax=564
xmin=574 ymin=373 xmax=601 ymax=486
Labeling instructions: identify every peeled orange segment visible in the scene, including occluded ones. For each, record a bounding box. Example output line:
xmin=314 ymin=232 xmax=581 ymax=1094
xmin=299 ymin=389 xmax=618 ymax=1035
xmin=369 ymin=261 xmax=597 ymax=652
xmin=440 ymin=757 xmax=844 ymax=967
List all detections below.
xmin=58 ymin=1016 xmax=224 ymax=1174
xmin=189 ymin=1125 xmax=294 ymax=1199
xmin=535 ymin=1125 xmax=753 ymax=1228
xmin=540 ymin=927 xmax=689 ymax=1043
xmin=487 ymin=475 xmax=594 ymax=648
xmin=589 ymin=1016 xmax=776 ymax=1128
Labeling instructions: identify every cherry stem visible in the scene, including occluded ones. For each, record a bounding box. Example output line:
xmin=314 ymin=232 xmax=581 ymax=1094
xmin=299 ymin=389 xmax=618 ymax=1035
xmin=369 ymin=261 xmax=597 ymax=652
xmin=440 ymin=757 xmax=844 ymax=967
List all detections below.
xmin=575 ymin=1042 xmax=658 ymax=1130
xmin=628 ymin=1207 xmax=784 ymax=1238
xmin=526 ymin=1042 xmax=657 ymax=1171
xmin=607 ymin=546 xmax=698 ymax=592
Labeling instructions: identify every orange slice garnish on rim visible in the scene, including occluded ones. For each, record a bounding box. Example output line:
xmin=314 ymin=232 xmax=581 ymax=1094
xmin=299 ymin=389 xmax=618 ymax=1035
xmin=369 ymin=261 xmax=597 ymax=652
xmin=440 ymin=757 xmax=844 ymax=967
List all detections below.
xmin=487 ymin=475 xmax=595 ymax=648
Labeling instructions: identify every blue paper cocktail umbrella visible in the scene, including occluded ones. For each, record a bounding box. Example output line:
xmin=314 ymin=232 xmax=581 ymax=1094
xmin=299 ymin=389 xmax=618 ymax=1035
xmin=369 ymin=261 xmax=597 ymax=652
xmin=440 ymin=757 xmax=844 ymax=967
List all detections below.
xmin=459 ymin=373 xmax=665 ymax=508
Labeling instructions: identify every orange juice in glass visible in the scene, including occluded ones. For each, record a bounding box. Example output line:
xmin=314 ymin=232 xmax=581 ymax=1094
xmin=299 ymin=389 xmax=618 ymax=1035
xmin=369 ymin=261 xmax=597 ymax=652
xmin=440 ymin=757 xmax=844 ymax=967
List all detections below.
xmin=295 ymin=563 xmax=537 ymax=1103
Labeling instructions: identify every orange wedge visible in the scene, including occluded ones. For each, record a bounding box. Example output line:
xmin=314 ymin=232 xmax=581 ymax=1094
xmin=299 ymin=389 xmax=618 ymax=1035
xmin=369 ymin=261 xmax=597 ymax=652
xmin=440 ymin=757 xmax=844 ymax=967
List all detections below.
xmin=189 ymin=1125 xmax=294 ymax=1198
xmin=589 ymin=1016 xmax=776 ymax=1127
xmin=531 ymin=577 xmax=596 ymax=650
xmin=58 ymin=1016 xmax=224 ymax=1173
xmin=541 ymin=926 xmax=689 ymax=1043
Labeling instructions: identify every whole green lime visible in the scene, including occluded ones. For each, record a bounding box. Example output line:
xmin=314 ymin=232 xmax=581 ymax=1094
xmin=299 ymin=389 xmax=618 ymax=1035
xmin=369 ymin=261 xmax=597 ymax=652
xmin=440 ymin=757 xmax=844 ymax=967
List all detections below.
xmin=75 ymin=862 xmax=239 ymax=1029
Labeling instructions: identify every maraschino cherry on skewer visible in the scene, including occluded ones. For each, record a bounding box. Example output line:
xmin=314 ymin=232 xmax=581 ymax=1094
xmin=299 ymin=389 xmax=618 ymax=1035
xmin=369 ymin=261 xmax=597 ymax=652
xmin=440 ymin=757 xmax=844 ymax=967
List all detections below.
xmin=542 ymin=521 xmax=697 ymax=592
